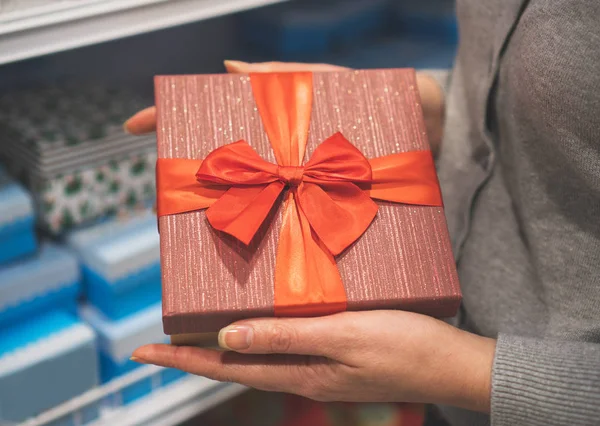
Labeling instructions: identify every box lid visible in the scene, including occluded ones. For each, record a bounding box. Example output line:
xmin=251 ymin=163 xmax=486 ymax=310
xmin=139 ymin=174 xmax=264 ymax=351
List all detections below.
xmin=66 ymin=210 xmax=159 ymax=283
xmin=0 ymin=166 xmax=34 ymax=228
xmin=0 ymin=310 xmax=95 ymax=376
xmin=156 ymin=70 xmax=461 ymax=335
xmin=79 ymin=303 xmax=167 ymax=364
xmin=0 ymin=243 xmax=79 ymax=313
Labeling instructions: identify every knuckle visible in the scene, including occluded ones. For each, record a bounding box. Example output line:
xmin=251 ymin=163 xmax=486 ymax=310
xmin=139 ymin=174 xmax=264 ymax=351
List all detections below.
xmin=170 ymin=345 xmax=192 ymax=370
xmin=267 ymin=324 xmax=296 ymax=353
xmin=304 ymin=381 xmax=330 ymax=402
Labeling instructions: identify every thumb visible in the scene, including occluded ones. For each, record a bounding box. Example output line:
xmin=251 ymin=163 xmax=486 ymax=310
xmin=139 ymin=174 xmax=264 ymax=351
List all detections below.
xmin=217 ymin=315 xmax=353 ymax=358
xmin=224 ymin=60 xmax=349 ymax=74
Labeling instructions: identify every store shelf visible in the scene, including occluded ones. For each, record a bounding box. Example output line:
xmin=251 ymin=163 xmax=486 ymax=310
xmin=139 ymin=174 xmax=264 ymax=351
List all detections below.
xmin=0 ymin=0 xmax=288 ymax=65
xmin=18 ymin=365 xmax=247 ymax=426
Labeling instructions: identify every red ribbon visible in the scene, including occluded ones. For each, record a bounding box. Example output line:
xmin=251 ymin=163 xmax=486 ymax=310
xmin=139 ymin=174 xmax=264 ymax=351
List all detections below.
xmin=197 ymin=132 xmax=378 ymax=256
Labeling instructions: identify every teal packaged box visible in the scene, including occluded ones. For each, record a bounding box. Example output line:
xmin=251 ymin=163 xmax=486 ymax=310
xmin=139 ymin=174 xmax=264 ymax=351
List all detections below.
xmin=0 ymin=166 xmax=36 ymax=265
xmin=66 ymin=211 xmax=161 ymax=319
xmin=0 ymin=243 xmax=80 ymax=329
xmin=0 ymin=310 xmax=98 ymax=423
xmin=80 ymin=303 xmax=185 ymax=405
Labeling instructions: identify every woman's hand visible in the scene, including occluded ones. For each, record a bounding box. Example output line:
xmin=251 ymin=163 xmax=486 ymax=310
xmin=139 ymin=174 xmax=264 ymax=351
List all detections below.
xmin=123 ymin=60 xmax=446 ymax=155
xmin=132 ymin=310 xmax=494 ymax=412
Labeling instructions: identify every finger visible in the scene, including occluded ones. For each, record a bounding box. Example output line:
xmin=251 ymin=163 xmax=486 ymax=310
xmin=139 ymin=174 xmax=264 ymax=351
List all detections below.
xmin=124 ymin=106 xmax=157 ymax=135
xmin=224 ymin=60 xmax=349 ymax=74
xmin=217 ymin=314 xmax=356 ymax=358
xmin=131 ymin=344 xmax=330 ymax=394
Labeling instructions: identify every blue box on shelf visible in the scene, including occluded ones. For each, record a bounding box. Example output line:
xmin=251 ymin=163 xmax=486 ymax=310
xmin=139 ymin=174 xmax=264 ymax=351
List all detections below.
xmin=238 ymin=0 xmax=389 ymax=60
xmin=80 ymin=302 xmax=186 ymax=405
xmin=330 ymin=37 xmax=457 ymax=71
xmin=66 ymin=210 xmax=161 ymax=320
xmin=0 ymin=166 xmax=36 ymax=265
xmin=0 ymin=242 xmax=80 ymax=329
xmin=393 ymin=0 xmax=458 ymax=45
xmin=0 ymin=310 xmax=98 ymax=424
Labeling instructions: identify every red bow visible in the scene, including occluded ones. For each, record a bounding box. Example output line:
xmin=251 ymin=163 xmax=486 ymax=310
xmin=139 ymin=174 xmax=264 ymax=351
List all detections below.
xmin=197 ymin=132 xmax=378 ymax=256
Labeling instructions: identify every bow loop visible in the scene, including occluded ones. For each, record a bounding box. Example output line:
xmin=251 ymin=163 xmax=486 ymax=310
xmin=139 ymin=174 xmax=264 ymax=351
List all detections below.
xmin=304 ymin=133 xmax=372 ymax=184
xmin=196 ymin=140 xmax=279 ymax=186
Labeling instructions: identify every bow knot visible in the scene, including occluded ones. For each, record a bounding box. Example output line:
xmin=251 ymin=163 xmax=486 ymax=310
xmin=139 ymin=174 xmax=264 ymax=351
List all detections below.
xmin=195 ymin=132 xmax=379 ymax=256
xmin=277 ymin=166 xmax=304 ymax=186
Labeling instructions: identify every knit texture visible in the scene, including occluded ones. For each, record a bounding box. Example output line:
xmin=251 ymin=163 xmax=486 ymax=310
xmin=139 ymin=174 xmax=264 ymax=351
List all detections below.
xmin=433 ymin=1 xmax=600 ymax=425
xmin=492 ymin=335 xmax=600 ymax=425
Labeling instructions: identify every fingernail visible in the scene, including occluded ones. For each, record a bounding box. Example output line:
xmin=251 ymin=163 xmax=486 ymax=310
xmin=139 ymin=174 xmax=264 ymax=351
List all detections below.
xmin=218 ymin=325 xmax=253 ymax=351
xmin=123 ymin=120 xmax=132 ymax=134
xmin=130 ymin=356 xmax=148 ymax=364
xmin=224 ymin=60 xmax=249 ymax=72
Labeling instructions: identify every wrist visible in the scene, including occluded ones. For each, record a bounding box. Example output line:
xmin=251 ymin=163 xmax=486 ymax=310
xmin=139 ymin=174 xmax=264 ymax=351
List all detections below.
xmin=425 ymin=323 xmax=495 ymax=413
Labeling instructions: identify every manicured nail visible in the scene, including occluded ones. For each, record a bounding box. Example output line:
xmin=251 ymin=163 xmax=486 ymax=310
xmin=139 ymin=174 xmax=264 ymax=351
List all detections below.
xmin=130 ymin=356 xmax=148 ymax=364
xmin=224 ymin=60 xmax=249 ymax=72
xmin=218 ymin=325 xmax=253 ymax=351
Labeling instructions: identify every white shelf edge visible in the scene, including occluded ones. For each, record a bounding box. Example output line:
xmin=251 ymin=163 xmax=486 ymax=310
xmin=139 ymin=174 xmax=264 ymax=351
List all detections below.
xmin=0 ymin=0 xmax=287 ymax=65
xmin=90 ymin=377 xmax=247 ymax=426
xmin=145 ymin=381 xmax=247 ymax=426
xmin=18 ymin=365 xmax=247 ymax=426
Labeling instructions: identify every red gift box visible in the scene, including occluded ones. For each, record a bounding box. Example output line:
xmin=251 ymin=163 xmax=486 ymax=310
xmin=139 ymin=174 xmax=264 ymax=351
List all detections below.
xmin=155 ymin=69 xmax=461 ymax=340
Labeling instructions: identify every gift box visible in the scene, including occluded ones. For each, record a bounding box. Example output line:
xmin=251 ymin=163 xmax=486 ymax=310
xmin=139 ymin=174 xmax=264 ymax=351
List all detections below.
xmin=0 ymin=83 xmax=156 ymax=235
xmin=79 ymin=302 xmax=184 ymax=405
xmin=66 ymin=210 xmax=161 ymax=320
xmin=0 ymin=242 xmax=79 ymax=328
xmin=155 ymin=69 xmax=461 ymax=339
xmin=0 ymin=166 xmax=36 ymax=265
xmin=0 ymin=310 xmax=97 ymax=423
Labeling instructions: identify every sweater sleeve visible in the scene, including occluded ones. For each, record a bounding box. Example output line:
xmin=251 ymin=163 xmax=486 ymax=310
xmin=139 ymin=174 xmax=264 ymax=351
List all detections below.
xmin=492 ymin=334 xmax=600 ymax=426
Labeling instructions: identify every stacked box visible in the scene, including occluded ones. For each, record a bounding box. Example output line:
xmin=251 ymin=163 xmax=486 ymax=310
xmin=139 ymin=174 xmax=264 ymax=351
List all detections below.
xmin=0 ymin=310 xmax=98 ymax=424
xmin=0 ymin=242 xmax=80 ymax=329
xmin=0 ymin=83 xmax=155 ymax=235
xmin=66 ymin=210 xmax=161 ymax=320
xmin=0 ymin=166 xmax=36 ymax=265
xmin=80 ymin=303 xmax=185 ymax=405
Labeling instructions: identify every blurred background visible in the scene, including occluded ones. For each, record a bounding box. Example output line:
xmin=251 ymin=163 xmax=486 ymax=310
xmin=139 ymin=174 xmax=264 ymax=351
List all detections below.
xmin=0 ymin=1 xmax=456 ymax=425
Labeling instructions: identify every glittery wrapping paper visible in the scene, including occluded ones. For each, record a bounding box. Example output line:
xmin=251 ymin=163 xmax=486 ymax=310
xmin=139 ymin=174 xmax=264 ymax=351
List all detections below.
xmin=156 ymin=69 xmax=461 ymax=335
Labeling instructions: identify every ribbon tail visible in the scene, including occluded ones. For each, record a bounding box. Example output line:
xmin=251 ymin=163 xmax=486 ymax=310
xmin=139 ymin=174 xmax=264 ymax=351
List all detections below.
xmin=366 ymin=151 xmax=443 ymax=206
xmin=157 ymin=158 xmax=227 ymax=216
xmin=206 ymin=182 xmax=285 ymax=245
xmin=274 ymin=192 xmax=347 ymax=317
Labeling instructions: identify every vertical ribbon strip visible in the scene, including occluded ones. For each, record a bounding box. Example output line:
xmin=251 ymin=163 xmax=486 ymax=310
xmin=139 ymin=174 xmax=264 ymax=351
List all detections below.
xmin=250 ymin=72 xmax=347 ymax=316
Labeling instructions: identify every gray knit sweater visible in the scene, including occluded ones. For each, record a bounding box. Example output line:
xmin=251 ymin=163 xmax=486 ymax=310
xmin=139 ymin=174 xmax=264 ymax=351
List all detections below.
xmin=432 ymin=1 xmax=600 ymax=425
